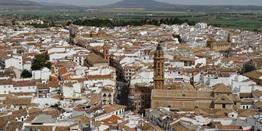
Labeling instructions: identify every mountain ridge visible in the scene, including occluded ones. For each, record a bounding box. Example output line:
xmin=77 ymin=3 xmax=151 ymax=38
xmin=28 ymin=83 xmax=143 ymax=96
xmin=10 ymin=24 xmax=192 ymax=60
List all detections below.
xmin=105 ymin=0 xmax=174 ymax=9
xmin=0 ymin=0 xmax=40 ymax=6
xmin=0 ymin=0 xmax=83 ymax=9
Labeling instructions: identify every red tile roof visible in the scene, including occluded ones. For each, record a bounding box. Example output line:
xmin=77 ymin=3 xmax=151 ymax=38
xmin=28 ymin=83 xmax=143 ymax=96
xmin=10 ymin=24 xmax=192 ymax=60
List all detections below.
xmin=101 ymin=115 xmax=122 ymax=125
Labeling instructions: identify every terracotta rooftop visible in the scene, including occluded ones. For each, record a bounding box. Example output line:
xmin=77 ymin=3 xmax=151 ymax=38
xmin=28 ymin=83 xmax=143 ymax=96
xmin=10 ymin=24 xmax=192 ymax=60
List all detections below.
xmin=214 ymin=94 xmax=234 ymax=104
xmin=213 ymin=109 xmax=234 ymax=117
xmin=13 ymin=80 xmax=37 ymax=87
xmin=89 ymin=93 xmax=101 ymax=105
xmin=0 ymin=115 xmax=12 ymax=129
xmin=54 ymin=60 xmax=77 ymax=68
xmin=103 ymin=104 xmax=126 ymax=114
xmin=42 ymin=108 xmax=62 ymax=118
xmin=152 ymin=89 xmax=213 ymax=99
xmin=87 ymin=74 xmax=113 ymax=80
xmin=0 ymin=69 xmax=16 ymax=78
xmin=250 ymin=57 xmax=262 ymax=68
xmin=171 ymin=122 xmax=194 ymax=131
xmin=238 ymin=109 xmax=257 ymax=117
xmin=244 ymin=70 xmax=262 ymax=80
xmin=138 ymin=121 xmax=162 ymax=131
xmin=213 ymin=83 xmax=231 ymax=93
xmin=86 ymin=53 xmax=107 ymax=66
xmin=48 ymin=81 xmax=60 ymax=88
xmin=12 ymin=109 xmax=27 ymax=118
xmin=54 ymin=126 xmax=70 ymax=131
xmin=102 ymin=86 xmax=114 ymax=92
xmin=4 ymin=121 xmax=23 ymax=131
xmin=3 ymin=96 xmax=32 ymax=106
xmin=0 ymin=79 xmax=12 ymax=85
xmin=101 ymin=115 xmax=122 ymax=125
xmin=216 ymin=125 xmax=242 ymax=130
xmin=24 ymin=126 xmax=53 ymax=131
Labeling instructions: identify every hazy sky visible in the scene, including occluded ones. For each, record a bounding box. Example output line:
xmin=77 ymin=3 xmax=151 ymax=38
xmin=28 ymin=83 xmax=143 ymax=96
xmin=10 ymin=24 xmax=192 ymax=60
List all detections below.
xmin=31 ymin=0 xmax=262 ymax=6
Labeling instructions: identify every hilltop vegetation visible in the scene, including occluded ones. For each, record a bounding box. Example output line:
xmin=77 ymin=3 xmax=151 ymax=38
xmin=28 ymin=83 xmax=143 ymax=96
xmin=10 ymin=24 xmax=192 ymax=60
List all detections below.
xmin=73 ymin=18 xmax=195 ymax=27
xmin=1 ymin=8 xmax=261 ymax=32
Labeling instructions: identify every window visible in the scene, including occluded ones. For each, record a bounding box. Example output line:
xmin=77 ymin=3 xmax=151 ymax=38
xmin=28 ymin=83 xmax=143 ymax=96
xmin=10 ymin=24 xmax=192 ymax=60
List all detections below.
xmin=222 ymin=104 xmax=226 ymax=109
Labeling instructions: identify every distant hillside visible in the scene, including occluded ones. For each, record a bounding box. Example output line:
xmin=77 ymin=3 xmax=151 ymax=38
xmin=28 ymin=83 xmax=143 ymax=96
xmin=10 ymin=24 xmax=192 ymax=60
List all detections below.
xmin=0 ymin=0 xmax=83 ymax=10
xmin=106 ymin=0 xmax=173 ymax=9
xmin=102 ymin=0 xmax=262 ymax=12
xmin=0 ymin=0 xmax=40 ymax=6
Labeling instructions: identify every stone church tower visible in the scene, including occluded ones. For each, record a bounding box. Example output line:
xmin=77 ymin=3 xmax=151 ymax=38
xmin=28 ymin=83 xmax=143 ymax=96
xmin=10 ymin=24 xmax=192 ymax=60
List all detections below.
xmin=154 ymin=44 xmax=164 ymax=89
xmin=103 ymin=44 xmax=110 ymax=62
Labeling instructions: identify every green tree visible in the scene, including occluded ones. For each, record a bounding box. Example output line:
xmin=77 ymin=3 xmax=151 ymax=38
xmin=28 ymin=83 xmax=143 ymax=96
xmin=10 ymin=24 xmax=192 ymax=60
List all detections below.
xmin=242 ymin=63 xmax=256 ymax=74
xmin=21 ymin=69 xmax=32 ymax=78
xmin=31 ymin=53 xmax=51 ymax=70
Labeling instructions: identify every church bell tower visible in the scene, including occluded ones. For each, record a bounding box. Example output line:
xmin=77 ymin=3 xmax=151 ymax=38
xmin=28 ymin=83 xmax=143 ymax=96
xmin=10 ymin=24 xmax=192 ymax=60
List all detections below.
xmin=154 ymin=44 xmax=164 ymax=89
xmin=103 ymin=44 xmax=110 ymax=62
